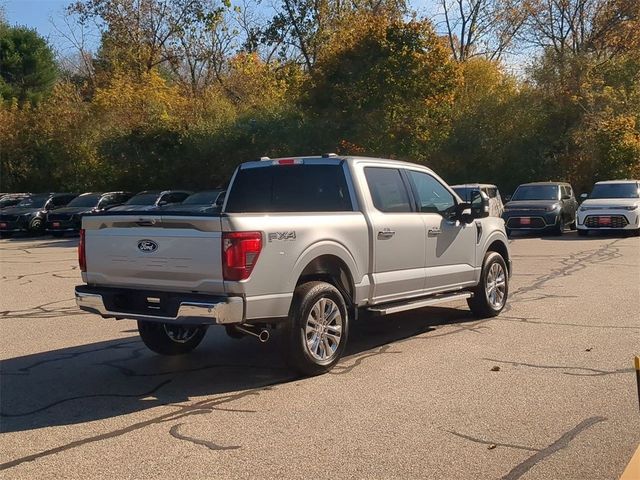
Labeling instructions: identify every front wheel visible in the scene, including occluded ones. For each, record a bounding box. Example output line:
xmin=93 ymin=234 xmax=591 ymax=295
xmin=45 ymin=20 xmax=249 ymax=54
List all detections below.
xmin=467 ymin=252 xmax=509 ymax=318
xmin=284 ymin=281 xmax=349 ymax=376
xmin=29 ymin=217 xmax=45 ymax=235
xmin=137 ymin=321 xmax=207 ymax=355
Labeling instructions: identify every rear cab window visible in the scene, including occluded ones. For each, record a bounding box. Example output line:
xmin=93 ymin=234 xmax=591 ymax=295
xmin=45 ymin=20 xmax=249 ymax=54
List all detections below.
xmin=225 ymin=163 xmax=353 ymax=213
xmin=364 ymin=168 xmax=412 ymax=213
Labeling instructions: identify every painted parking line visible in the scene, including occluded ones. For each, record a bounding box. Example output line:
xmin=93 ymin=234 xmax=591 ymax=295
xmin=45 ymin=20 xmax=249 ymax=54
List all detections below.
xmin=620 ymin=444 xmax=640 ymax=480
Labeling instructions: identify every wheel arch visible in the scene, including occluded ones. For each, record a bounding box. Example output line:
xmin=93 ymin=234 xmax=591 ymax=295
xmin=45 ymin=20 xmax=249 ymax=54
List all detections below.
xmin=296 ymin=254 xmax=356 ymax=308
xmin=484 ymin=236 xmax=511 ymax=275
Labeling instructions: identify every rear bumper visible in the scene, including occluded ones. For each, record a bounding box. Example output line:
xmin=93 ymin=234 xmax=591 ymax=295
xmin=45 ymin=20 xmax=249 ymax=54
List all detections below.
xmin=75 ymin=285 xmax=244 ymax=325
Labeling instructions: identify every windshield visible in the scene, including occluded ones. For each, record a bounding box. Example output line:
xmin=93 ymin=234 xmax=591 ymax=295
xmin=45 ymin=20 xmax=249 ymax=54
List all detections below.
xmin=17 ymin=195 xmax=49 ymax=208
xmin=589 ymin=183 xmax=639 ymax=199
xmin=512 ymin=185 xmax=559 ymax=201
xmin=182 ymin=191 xmax=221 ymax=205
xmin=125 ymin=193 xmax=159 ymax=205
xmin=0 ymin=197 xmax=24 ymax=208
xmin=67 ymin=194 xmax=102 ymax=207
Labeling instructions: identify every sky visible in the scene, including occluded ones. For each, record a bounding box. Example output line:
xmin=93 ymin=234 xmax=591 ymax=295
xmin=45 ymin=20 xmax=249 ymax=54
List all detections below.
xmin=1 ymin=0 xmax=441 ymax=54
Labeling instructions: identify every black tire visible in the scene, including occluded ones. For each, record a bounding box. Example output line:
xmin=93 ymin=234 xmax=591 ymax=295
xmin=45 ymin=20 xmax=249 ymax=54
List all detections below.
xmin=137 ymin=321 xmax=207 ymax=355
xmin=577 ymin=229 xmax=588 ymax=237
xmin=29 ymin=217 xmax=44 ymax=235
xmin=51 ymin=232 xmax=65 ymax=238
xmin=467 ymin=251 xmax=509 ymax=318
xmin=550 ymin=217 xmax=563 ymax=236
xmin=284 ymin=281 xmax=349 ymax=376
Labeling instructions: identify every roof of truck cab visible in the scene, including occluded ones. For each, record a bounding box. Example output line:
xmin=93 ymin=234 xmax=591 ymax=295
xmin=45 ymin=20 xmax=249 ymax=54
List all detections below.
xmin=248 ymin=155 xmax=437 ymax=172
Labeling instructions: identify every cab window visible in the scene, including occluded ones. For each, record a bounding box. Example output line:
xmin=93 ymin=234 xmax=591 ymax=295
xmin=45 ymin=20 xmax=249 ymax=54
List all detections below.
xmin=405 ymin=170 xmax=456 ymax=217
xmin=364 ymin=167 xmax=412 ymax=213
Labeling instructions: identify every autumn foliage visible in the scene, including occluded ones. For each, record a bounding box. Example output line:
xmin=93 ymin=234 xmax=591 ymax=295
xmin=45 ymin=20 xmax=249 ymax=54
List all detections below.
xmin=0 ymin=0 xmax=638 ymax=194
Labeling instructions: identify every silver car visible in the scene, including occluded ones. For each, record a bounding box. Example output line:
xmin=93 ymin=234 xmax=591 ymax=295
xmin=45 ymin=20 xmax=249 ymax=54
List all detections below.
xmin=452 ymin=184 xmax=505 ymax=218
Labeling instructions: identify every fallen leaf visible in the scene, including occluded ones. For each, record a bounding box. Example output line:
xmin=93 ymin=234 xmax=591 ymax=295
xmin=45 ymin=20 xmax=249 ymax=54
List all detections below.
xmin=488 ymin=444 xmax=497 ymax=450
xmin=490 ymin=366 xmax=500 ymax=372
xmin=585 ymin=348 xmax=592 ymax=352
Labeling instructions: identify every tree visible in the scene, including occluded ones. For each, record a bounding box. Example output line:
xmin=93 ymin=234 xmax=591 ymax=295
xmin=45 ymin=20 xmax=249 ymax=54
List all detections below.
xmin=438 ymin=0 xmax=528 ymax=61
xmin=307 ymin=15 xmax=460 ymax=159
xmin=0 ymin=24 xmax=58 ymax=103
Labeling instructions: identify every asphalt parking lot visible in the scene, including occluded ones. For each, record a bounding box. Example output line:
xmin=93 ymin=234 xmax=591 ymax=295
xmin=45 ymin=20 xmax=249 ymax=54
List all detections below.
xmin=1 ymin=233 xmax=639 ymax=479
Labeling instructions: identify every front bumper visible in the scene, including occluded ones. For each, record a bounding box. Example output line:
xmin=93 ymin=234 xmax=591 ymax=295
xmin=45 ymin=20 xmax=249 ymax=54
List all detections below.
xmin=577 ymin=210 xmax=639 ymax=230
xmin=503 ymin=211 xmax=560 ymax=230
xmin=75 ymin=285 xmax=244 ymax=325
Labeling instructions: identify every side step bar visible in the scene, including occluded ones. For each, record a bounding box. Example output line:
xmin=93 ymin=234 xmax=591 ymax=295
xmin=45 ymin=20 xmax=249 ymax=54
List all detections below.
xmin=367 ymin=292 xmax=472 ymax=316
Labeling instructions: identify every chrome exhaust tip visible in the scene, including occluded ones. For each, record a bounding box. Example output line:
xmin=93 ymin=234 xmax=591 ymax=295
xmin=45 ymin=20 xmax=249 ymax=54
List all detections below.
xmin=234 ymin=325 xmax=270 ymax=343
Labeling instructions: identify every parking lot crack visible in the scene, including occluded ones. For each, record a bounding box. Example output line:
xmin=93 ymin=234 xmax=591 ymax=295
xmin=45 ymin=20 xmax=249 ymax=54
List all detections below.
xmin=499 ymin=416 xmax=606 ymax=480
xmin=446 ymin=430 xmax=538 ymax=452
xmin=483 ymin=358 xmax=633 ymax=376
xmin=169 ymin=423 xmax=240 ymax=451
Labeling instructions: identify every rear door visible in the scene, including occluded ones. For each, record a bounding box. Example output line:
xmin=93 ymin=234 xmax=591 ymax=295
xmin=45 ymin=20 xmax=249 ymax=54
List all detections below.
xmin=363 ymin=167 xmax=427 ymax=303
xmin=404 ymin=169 xmax=477 ymax=292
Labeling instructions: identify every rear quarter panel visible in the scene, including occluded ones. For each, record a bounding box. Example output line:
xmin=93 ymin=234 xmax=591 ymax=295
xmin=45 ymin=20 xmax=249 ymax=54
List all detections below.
xmin=222 ymin=212 xmax=370 ymax=320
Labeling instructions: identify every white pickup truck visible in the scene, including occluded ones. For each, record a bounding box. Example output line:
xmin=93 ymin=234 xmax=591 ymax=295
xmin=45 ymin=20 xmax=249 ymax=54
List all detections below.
xmin=76 ymin=155 xmax=511 ymax=375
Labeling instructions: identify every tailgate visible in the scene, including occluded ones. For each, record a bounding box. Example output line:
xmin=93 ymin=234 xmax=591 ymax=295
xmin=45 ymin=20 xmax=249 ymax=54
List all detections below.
xmin=83 ymin=214 xmax=224 ymax=293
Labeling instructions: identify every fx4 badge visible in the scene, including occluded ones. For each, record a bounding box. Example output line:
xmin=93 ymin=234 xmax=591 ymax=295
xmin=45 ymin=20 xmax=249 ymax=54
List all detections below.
xmin=268 ymin=231 xmax=296 ymax=242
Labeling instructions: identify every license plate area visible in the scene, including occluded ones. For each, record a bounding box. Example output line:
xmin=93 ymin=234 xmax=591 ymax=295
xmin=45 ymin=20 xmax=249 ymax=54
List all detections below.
xmin=598 ymin=216 xmax=611 ymax=226
xmin=520 ymin=217 xmax=531 ymax=225
xmin=52 ymin=222 xmax=60 ymax=228
xmin=0 ymin=223 xmax=6 ymax=229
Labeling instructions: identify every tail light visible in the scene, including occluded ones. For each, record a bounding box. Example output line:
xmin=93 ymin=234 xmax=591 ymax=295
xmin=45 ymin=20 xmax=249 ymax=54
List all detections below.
xmin=222 ymin=231 xmax=262 ymax=281
xmin=78 ymin=228 xmax=87 ymax=272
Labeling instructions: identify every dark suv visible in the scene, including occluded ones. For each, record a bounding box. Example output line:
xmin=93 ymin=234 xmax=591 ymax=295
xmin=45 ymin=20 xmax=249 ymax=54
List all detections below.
xmin=0 ymin=193 xmax=78 ymax=236
xmin=502 ymin=182 xmax=578 ymax=236
xmin=46 ymin=191 xmax=133 ymax=236
xmin=108 ymin=190 xmax=191 ymax=212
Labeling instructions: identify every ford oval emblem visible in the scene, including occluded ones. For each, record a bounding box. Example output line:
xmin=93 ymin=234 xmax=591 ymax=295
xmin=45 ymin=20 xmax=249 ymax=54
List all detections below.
xmin=137 ymin=239 xmax=158 ymax=253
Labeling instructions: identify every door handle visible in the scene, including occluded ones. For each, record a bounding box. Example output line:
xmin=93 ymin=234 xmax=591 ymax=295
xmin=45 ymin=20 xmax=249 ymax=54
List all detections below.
xmin=427 ymin=228 xmax=441 ymax=237
xmin=377 ymin=229 xmax=395 ymax=240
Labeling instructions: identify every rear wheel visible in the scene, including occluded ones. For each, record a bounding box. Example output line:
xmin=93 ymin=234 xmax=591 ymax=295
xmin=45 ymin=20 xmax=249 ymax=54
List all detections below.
xmin=284 ymin=281 xmax=349 ymax=376
xmin=137 ymin=321 xmax=207 ymax=355
xmin=467 ymin=251 xmax=509 ymax=318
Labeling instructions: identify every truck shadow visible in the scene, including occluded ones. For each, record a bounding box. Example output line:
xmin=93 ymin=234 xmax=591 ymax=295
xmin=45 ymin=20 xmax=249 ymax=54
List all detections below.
xmin=0 ymin=306 xmax=472 ymax=434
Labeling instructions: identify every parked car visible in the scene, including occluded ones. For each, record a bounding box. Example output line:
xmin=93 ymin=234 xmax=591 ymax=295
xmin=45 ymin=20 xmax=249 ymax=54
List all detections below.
xmin=75 ymin=155 xmax=511 ymax=375
xmin=452 ymin=184 xmax=504 ymax=217
xmin=108 ymin=190 xmax=191 ymax=212
xmin=502 ymin=182 xmax=578 ymax=236
xmin=0 ymin=193 xmax=32 ymax=210
xmin=46 ymin=191 xmax=133 ymax=236
xmin=577 ymin=180 xmax=640 ymax=236
xmin=158 ymin=190 xmax=225 ymax=213
xmin=0 ymin=193 xmax=78 ymax=237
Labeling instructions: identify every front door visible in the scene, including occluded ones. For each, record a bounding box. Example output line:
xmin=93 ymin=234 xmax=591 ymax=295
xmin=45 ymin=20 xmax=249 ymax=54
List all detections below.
xmin=403 ymin=169 xmax=477 ymax=292
xmin=364 ymin=167 xmax=427 ymax=303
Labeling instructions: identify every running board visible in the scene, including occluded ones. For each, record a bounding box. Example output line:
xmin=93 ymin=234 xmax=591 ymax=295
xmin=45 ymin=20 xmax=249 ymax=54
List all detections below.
xmin=367 ymin=292 xmax=472 ymax=316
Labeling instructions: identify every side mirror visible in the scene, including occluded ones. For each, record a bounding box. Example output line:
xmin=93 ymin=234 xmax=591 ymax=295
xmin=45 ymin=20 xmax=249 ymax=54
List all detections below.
xmin=470 ymin=190 xmax=490 ymax=219
xmin=504 ymin=194 xmax=512 ymax=203
xmin=580 ymin=193 xmax=588 ymax=200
